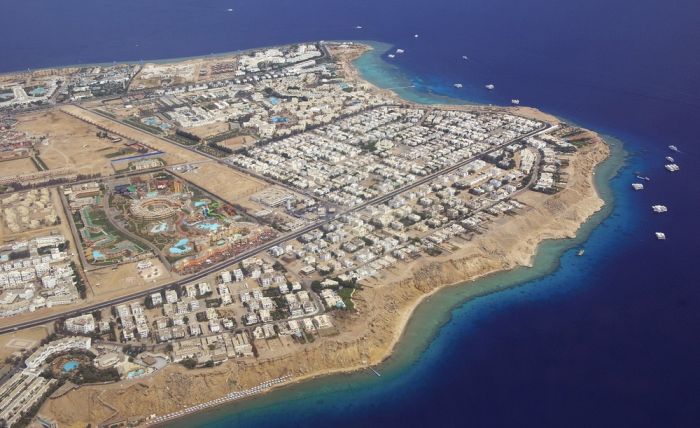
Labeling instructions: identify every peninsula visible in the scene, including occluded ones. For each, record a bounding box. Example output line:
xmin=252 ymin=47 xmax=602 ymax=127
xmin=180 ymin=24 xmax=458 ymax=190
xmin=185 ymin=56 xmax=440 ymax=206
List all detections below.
xmin=0 ymin=41 xmax=609 ymax=427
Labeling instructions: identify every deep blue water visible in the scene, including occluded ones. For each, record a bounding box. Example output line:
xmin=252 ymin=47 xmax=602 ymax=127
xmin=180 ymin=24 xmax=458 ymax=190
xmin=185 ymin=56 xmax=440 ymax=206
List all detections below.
xmin=3 ymin=0 xmax=700 ymax=426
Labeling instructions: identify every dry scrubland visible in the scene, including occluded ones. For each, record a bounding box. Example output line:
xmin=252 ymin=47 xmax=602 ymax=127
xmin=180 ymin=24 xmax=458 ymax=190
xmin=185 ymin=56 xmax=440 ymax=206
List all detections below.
xmin=59 ymin=105 xmax=197 ymax=166
xmin=85 ymin=258 xmax=176 ymax=300
xmin=0 ymin=157 xmax=37 ymax=177
xmin=174 ymin=162 xmax=267 ymax=203
xmin=15 ymin=110 xmax=121 ymax=176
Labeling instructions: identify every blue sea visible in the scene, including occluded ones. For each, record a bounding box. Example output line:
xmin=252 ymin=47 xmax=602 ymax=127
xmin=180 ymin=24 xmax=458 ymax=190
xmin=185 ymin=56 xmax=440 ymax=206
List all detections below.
xmin=3 ymin=0 xmax=700 ymax=426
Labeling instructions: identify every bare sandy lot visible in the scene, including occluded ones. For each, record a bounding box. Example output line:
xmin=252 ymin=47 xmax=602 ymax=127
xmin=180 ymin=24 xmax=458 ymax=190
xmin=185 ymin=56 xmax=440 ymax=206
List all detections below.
xmin=0 ymin=157 xmax=37 ymax=177
xmin=14 ymin=110 xmax=121 ymax=176
xmin=130 ymin=61 xmax=200 ymax=90
xmin=0 ymin=325 xmax=51 ymax=360
xmin=216 ymin=134 xmax=256 ymax=150
xmin=187 ymin=122 xmax=231 ymax=139
xmin=86 ymin=258 xmax=176 ymax=300
xmin=61 ymin=105 xmax=207 ymax=166
xmin=174 ymin=161 xmax=267 ymax=203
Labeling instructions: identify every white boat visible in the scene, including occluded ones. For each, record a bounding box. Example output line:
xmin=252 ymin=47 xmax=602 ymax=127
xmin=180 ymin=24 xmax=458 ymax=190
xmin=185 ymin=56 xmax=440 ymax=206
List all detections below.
xmin=665 ymin=164 xmax=679 ymax=172
xmin=355 ymin=25 xmax=363 ymax=29
xmin=396 ymin=48 xmax=405 ymax=54
xmin=453 ymin=83 xmax=463 ymax=88
xmin=227 ymin=8 xmax=233 ymax=12
xmin=665 ymin=156 xmax=674 ymax=162
xmin=631 ymin=183 xmax=644 ymax=190
xmin=668 ymin=145 xmax=679 ymax=152
xmin=387 ymin=54 xmax=395 ymax=59
xmin=485 ymin=84 xmax=495 ymax=90
xmin=651 ymin=205 xmax=668 ymax=213
xmin=511 ymin=99 xmax=520 ymax=105
xmin=655 ymin=232 xmax=666 ymax=240
xmin=414 ymin=34 xmax=419 ymax=38
xmin=462 ymin=55 xmax=469 ymax=60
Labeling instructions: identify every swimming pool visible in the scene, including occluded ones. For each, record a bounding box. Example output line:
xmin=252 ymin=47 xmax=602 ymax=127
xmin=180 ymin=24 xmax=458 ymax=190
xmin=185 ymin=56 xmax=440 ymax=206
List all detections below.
xmin=29 ymin=86 xmax=46 ymax=96
xmin=197 ymin=222 xmax=221 ymax=233
xmin=62 ymin=361 xmax=79 ymax=372
xmin=169 ymin=238 xmax=192 ymax=255
xmin=92 ymin=250 xmax=106 ymax=260
xmin=194 ymin=200 xmax=208 ymax=207
xmin=127 ymin=368 xmax=145 ymax=378
xmin=271 ymin=116 xmax=288 ymax=123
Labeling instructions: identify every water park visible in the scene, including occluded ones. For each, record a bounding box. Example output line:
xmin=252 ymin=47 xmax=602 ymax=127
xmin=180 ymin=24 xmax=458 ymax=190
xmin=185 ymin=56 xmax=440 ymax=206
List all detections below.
xmin=104 ymin=172 xmax=275 ymax=273
xmin=73 ymin=194 xmax=146 ymax=266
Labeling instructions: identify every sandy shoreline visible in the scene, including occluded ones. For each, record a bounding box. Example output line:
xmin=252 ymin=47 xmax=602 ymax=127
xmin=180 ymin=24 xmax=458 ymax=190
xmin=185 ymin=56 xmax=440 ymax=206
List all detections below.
xmin=37 ymin=43 xmax=613 ymax=427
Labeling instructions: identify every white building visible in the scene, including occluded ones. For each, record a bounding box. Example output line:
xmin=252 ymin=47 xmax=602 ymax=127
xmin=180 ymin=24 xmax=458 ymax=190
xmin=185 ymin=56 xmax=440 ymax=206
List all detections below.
xmin=64 ymin=314 xmax=96 ymax=334
xmin=25 ymin=336 xmax=91 ymax=370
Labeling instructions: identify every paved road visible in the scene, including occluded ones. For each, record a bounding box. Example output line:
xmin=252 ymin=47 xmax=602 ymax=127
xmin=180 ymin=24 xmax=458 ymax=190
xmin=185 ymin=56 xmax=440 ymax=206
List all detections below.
xmin=0 ymin=122 xmax=549 ymax=334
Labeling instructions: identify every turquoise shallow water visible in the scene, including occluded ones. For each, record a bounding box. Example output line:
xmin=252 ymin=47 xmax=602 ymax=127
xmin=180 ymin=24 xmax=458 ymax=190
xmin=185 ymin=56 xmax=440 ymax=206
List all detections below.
xmin=62 ymin=361 xmax=79 ymax=372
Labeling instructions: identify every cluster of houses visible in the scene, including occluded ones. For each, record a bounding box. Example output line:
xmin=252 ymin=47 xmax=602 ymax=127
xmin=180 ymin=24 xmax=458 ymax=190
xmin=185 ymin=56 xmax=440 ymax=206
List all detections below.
xmin=258 ymin=140 xmax=543 ymax=284
xmin=527 ymin=130 xmax=576 ymax=193
xmin=139 ymin=50 xmax=389 ymax=141
xmin=62 ymin=64 xmax=137 ymax=101
xmin=227 ymin=107 xmax=543 ymax=208
xmin=237 ymin=44 xmax=322 ymax=74
xmin=116 ymin=302 xmax=150 ymax=341
xmin=0 ymin=127 xmax=38 ymax=160
xmin=0 ymin=235 xmax=79 ymax=317
xmin=107 ymin=254 xmax=332 ymax=349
